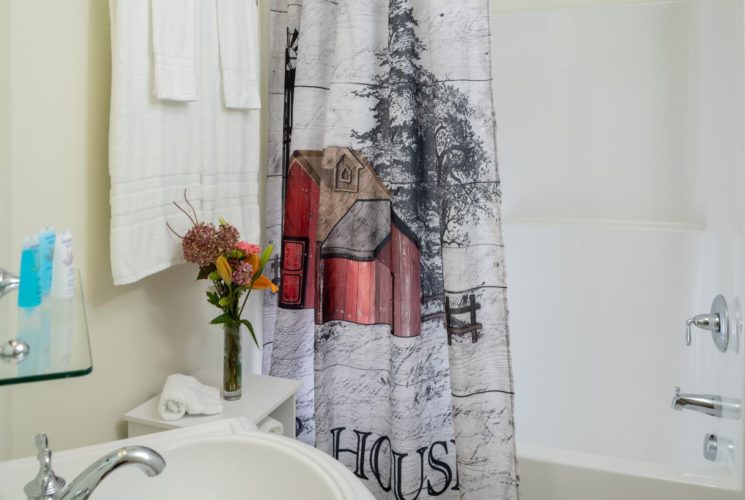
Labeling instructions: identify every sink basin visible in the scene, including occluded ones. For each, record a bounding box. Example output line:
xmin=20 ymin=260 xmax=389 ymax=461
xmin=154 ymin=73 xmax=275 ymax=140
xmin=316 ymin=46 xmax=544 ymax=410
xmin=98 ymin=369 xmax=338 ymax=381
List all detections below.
xmin=0 ymin=418 xmax=373 ymax=499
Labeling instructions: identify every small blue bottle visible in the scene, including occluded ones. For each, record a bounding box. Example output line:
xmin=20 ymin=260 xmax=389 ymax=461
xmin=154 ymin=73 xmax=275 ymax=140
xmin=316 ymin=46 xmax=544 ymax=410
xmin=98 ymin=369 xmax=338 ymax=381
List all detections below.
xmin=18 ymin=237 xmax=42 ymax=308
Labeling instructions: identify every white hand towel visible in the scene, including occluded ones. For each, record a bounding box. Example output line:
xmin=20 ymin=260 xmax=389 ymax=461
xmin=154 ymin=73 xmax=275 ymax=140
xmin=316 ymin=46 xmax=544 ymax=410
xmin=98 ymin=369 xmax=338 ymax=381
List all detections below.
xmin=152 ymin=0 xmax=199 ymax=101
xmin=158 ymin=374 xmax=223 ymax=421
xmin=216 ymin=0 xmax=261 ymax=109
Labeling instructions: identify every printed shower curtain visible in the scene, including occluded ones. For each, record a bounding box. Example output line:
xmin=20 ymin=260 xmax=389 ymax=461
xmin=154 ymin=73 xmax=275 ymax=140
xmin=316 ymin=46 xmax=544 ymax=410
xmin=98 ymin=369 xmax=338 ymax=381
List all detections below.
xmin=262 ymin=1 xmax=518 ymax=498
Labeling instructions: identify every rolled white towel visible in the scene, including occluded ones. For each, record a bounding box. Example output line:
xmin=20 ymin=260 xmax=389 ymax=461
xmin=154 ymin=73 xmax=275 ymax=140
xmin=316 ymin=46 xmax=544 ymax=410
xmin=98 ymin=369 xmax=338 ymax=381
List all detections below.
xmin=158 ymin=374 xmax=223 ymax=421
xmin=257 ymin=416 xmax=284 ymax=436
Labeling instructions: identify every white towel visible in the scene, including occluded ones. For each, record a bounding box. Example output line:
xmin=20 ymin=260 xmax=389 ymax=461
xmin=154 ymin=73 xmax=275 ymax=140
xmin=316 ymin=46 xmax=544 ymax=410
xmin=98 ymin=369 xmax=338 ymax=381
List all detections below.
xmin=151 ymin=0 xmax=199 ymax=101
xmin=109 ymin=0 xmax=262 ymax=285
xmin=158 ymin=374 xmax=223 ymax=421
xmin=216 ymin=0 xmax=261 ymax=109
xmin=257 ymin=416 xmax=284 ymax=435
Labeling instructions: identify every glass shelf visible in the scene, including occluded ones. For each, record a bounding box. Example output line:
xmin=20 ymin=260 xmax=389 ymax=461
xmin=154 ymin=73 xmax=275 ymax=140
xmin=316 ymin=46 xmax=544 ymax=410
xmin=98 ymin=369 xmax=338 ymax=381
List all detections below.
xmin=0 ymin=270 xmax=92 ymax=385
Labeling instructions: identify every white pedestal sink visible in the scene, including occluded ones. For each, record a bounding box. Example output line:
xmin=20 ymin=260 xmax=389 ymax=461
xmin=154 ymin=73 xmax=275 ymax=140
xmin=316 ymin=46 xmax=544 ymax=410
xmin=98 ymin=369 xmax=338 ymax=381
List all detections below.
xmin=0 ymin=418 xmax=373 ymax=499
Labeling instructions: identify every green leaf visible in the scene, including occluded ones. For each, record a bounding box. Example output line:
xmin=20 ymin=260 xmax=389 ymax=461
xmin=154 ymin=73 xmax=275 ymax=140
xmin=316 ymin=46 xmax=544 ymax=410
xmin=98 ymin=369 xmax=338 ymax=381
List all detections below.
xmin=206 ymin=291 xmax=219 ymax=306
xmin=260 ymin=244 xmax=273 ymax=265
xmin=210 ymin=313 xmax=233 ymax=325
xmin=241 ymin=319 xmax=259 ymax=348
xmin=256 ymin=244 xmax=273 ymax=276
xmin=197 ymin=266 xmax=215 ymax=280
xmin=208 ymin=271 xmax=220 ymax=281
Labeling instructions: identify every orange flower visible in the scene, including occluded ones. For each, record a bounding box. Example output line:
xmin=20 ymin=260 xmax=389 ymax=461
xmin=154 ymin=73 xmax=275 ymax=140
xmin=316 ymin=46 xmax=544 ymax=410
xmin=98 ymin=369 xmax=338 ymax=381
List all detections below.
xmin=246 ymin=253 xmax=260 ymax=272
xmin=215 ymin=255 xmax=232 ymax=284
xmin=252 ymin=274 xmax=278 ymax=293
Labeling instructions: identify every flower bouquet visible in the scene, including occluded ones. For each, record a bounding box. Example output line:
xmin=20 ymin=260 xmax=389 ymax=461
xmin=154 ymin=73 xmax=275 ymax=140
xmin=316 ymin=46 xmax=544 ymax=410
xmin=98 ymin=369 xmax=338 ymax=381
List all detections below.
xmin=169 ymin=194 xmax=277 ymax=400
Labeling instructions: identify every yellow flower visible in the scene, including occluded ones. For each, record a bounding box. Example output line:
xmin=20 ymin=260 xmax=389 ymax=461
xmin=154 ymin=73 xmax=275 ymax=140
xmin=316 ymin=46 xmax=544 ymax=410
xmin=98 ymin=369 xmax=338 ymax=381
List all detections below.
xmin=215 ymin=255 xmax=232 ymax=284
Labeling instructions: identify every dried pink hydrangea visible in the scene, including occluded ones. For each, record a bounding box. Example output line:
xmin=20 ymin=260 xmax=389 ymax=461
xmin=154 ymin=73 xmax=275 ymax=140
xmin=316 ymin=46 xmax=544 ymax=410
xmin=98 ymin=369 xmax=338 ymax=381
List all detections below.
xmin=182 ymin=222 xmax=219 ymax=267
xmin=216 ymin=223 xmax=240 ymax=254
xmin=231 ymin=261 xmax=254 ymax=286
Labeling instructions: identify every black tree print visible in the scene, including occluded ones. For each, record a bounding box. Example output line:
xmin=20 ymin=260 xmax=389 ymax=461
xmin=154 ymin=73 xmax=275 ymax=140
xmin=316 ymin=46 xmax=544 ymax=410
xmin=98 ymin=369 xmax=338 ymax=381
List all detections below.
xmin=353 ymin=0 xmax=499 ymax=302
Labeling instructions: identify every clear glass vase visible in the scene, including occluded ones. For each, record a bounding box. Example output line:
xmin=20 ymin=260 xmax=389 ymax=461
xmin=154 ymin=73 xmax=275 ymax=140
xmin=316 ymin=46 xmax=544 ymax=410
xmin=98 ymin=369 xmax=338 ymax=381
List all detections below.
xmin=223 ymin=322 xmax=242 ymax=400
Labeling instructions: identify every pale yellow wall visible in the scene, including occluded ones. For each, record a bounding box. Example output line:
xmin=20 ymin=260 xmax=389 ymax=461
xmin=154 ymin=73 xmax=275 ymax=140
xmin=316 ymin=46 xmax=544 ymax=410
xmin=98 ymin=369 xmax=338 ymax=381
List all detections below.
xmin=1 ymin=0 xmax=270 ymax=459
xmin=0 ymin=0 xmax=12 ymax=462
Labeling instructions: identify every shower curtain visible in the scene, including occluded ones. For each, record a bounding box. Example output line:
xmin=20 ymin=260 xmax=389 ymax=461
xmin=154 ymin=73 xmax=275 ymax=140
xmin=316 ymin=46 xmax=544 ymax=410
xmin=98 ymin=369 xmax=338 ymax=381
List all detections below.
xmin=262 ymin=1 xmax=518 ymax=498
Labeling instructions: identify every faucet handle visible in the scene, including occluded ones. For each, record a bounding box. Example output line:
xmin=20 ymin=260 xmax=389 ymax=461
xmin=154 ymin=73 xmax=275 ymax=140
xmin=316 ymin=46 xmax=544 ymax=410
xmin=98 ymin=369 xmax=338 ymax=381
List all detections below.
xmin=24 ymin=433 xmax=66 ymax=500
xmin=35 ymin=433 xmax=49 ymax=453
xmin=685 ymin=295 xmax=729 ymax=352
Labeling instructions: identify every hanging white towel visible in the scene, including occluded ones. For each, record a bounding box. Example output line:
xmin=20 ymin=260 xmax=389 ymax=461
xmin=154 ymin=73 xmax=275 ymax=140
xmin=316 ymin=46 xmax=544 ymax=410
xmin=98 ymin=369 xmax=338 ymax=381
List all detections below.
xmin=158 ymin=374 xmax=223 ymax=421
xmin=216 ymin=0 xmax=261 ymax=109
xmin=151 ymin=0 xmax=199 ymax=101
xmin=109 ymin=0 xmax=262 ymax=285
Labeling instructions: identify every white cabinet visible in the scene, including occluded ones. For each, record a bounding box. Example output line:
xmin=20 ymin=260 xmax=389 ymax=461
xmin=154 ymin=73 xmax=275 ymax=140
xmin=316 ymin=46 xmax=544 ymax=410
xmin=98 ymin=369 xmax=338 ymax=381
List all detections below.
xmin=124 ymin=374 xmax=301 ymax=439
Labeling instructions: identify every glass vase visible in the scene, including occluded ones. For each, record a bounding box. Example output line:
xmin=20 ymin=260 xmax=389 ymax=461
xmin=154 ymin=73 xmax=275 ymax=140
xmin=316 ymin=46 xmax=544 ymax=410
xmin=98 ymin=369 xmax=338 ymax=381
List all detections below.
xmin=223 ymin=322 xmax=242 ymax=400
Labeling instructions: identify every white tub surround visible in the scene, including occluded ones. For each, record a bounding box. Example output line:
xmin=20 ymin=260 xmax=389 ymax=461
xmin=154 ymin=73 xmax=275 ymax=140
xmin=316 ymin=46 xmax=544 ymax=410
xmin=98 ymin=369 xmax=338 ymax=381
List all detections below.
xmin=492 ymin=0 xmax=745 ymax=498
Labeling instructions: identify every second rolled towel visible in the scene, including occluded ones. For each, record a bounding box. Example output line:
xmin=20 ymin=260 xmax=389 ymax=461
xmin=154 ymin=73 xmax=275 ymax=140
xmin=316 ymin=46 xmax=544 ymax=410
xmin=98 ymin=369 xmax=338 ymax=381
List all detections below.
xmin=257 ymin=416 xmax=284 ymax=435
xmin=158 ymin=374 xmax=223 ymax=421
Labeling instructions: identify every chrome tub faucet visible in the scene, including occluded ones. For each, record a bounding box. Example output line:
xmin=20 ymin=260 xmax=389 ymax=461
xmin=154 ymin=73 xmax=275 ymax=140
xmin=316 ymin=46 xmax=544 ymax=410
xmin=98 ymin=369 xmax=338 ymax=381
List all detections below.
xmin=672 ymin=387 xmax=742 ymax=419
xmin=24 ymin=434 xmax=165 ymax=500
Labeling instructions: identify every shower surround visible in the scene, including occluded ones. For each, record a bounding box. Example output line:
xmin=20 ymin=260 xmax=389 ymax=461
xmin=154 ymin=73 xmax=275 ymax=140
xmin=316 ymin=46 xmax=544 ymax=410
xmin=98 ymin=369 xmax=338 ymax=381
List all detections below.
xmin=492 ymin=0 xmax=745 ymax=499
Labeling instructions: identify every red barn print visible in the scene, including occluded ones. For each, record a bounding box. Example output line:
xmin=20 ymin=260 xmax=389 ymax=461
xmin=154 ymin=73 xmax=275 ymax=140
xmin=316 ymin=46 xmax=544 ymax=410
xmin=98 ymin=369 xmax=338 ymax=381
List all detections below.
xmin=280 ymin=148 xmax=421 ymax=337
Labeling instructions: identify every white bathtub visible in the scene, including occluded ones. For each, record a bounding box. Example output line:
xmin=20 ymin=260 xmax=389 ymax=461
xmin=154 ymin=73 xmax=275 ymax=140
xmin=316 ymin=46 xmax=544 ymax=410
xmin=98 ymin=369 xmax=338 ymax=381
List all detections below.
xmin=518 ymin=445 xmax=740 ymax=500
xmin=506 ymin=223 xmax=745 ymax=500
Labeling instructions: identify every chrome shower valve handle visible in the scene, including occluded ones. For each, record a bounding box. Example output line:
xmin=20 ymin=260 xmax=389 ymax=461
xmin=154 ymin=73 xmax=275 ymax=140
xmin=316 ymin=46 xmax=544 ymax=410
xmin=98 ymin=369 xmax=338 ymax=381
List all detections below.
xmin=685 ymin=314 xmax=720 ymax=345
xmin=685 ymin=295 xmax=729 ymax=352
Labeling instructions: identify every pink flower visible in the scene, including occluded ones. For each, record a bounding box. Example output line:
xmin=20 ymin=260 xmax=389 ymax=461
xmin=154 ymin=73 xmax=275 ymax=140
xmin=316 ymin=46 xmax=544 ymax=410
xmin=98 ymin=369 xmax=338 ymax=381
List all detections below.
xmin=182 ymin=222 xmax=219 ymax=267
xmin=236 ymin=241 xmax=262 ymax=255
xmin=232 ymin=261 xmax=255 ymax=286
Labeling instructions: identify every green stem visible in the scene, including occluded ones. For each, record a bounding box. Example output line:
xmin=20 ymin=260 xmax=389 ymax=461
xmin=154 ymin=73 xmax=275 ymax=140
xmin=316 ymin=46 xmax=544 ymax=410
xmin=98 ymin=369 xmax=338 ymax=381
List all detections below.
xmin=237 ymin=287 xmax=252 ymax=319
xmin=223 ymin=323 xmax=241 ymax=395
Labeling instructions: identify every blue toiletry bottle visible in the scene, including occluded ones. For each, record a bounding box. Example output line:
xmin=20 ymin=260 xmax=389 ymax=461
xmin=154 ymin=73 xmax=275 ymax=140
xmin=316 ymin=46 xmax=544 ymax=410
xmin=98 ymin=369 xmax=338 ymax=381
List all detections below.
xmin=18 ymin=237 xmax=42 ymax=308
xmin=37 ymin=227 xmax=56 ymax=298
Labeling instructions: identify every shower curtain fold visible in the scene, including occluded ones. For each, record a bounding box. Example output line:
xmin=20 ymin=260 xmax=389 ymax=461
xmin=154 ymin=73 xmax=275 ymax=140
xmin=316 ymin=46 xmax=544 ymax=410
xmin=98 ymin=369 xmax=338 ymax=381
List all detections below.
xmin=263 ymin=1 xmax=518 ymax=498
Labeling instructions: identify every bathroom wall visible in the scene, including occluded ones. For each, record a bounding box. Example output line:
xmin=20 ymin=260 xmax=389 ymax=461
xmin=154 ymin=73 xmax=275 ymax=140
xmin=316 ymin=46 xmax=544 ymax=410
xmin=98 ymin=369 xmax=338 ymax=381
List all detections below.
xmin=0 ymin=0 xmax=270 ymax=459
xmin=0 ymin=0 xmax=12 ymax=461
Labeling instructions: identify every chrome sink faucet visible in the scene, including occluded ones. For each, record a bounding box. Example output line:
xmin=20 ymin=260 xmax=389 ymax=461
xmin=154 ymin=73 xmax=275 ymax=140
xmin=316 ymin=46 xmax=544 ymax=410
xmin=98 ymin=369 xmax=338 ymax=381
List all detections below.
xmin=0 ymin=266 xmax=20 ymax=301
xmin=24 ymin=434 xmax=165 ymax=500
xmin=671 ymin=387 xmax=742 ymax=419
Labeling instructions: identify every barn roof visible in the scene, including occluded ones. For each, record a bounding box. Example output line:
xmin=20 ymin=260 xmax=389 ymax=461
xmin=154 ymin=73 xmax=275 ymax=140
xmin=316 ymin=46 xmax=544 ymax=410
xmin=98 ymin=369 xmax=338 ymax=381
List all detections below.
xmin=321 ymin=199 xmax=391 ymax=261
